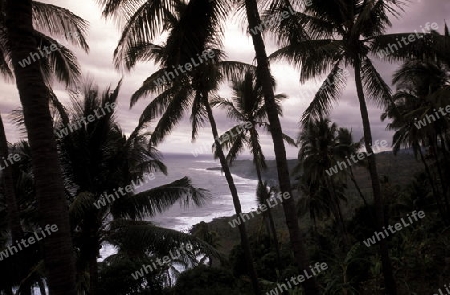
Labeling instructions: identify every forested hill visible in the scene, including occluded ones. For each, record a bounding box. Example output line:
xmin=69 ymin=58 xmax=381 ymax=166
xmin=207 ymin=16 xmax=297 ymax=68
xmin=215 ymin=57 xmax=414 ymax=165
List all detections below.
xmin=199 ymin=150 xmax=424 ymax=255
xmin=207 ymin=150 xmax=423 ymax=188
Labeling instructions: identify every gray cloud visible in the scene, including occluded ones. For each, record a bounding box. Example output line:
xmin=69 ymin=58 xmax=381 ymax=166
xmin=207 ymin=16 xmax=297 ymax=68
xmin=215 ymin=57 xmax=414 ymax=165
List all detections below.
xmin=1 ymin=0 xmax=448 ymax=159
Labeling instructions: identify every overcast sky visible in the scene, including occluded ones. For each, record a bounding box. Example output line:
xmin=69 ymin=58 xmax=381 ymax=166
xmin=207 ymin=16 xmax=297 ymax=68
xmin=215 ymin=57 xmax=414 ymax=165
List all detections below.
xmin=1 ymin=0 xmax=449 ymax=159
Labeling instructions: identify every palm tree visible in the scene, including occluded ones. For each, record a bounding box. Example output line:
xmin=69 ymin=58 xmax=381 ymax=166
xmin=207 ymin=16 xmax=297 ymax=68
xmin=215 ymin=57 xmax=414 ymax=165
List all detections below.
xmin=100 ymin=219 xmax=222 ymax=293
xmin=98 ymin=0 xmax=319 ymax=290
xmin=56 ymin=80 xmax=217 ymax=294
xmin=335 ymin=128 xmax=368 ymax=207
xmin=253 ymin=183 xmax=272 ymax=237
xmin=0 ymin=0 xmax=89 ymax=86
xmin=294 ymin=117 xmax=349 ymax=244
xmin=96 ymin=0 xmax=262 ymax=292
xmin=382 ymin=59 xmax=450 ymax=222
xmin=295 ymin=118 xmax=336 ymax=229
xmin=238 ymin=0 xmax=320 ymax=293
xmin=265 ymin=1 xmax=448 ymax=292
xmin=211 ymin=70 xmax=296 ymax=180
xmin=4 ymin=0 xmax=88 ymax=293
xmin=211 ymin=70 xmax=296 ymax=263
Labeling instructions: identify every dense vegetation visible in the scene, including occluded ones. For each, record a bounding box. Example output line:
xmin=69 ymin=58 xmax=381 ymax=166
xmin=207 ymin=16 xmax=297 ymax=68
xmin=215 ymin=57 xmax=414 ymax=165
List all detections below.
xmin=0 ymin=0 xmax=449 ymax=294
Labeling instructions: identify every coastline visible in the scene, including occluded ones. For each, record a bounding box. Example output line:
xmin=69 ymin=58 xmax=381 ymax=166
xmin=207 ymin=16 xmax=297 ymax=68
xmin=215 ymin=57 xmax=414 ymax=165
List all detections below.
xmin=196 ymin=159 xmax=300 ymax=254
xmin=193 ymin=152 xmax=424 ymax=255
xmin=205 ymin=158 xmax=299 ymax=182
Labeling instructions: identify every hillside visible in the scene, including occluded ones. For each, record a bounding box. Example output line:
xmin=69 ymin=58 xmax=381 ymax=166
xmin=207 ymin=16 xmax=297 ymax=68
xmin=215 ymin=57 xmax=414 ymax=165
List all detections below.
xmin=197 ymin=151 xmax=424 ymax=255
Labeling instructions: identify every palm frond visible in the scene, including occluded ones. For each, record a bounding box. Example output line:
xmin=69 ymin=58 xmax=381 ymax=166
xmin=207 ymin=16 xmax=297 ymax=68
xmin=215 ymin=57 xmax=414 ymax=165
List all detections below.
xmin=106 ymin=219 xmax=223 ymax=262
xmin=112 ymin=1 xmax=175 ymax=68
xmin=256 ymin=181 xmax=270 ymax=206
xmin=0 ymin=29 xmax=13 ymax=80
xmin=97 ymin=0 xmax=149 ymax=19
xmin=69 ymin=192 xmax=97 ymax=223
xmin=32 ymin=1 xmax=89 ymax=52
xmin=130 ymin=69 xmax=180 ymax=107
xmin=213 ymin=130 xmax=247 ymax=165
xmin=122 ymin=41 xmax=163 ymax=70
xmin=270 ymin=40 xmax=344 ymax=82
xmin=111 ymin=177 xmax=211 ymax=220
xmin=210 ymin=97 xmax=245 ymax=122
xmin=49 ymin=87 xmax=70 ymax=125
xmin=161 ymin=0 xmax=227 ymax=68
xmin=216 ymin=61 xmax=256 ymax=83
xmin=301 ymin=62 xmax=347 ymax=125
xmin=281 ymin=132 xmax=297 ymax=147
xmin=33 ymin=31 xmax=81 ymax=86
xmin=370 ymin=32 xmax=447 ymax=62
xmin=150 ymin=86 xmax=193 ymax=145
xmin=352 ymin=0 xmax=404 ymax=39
xmin=360 ymin=56 xmax=393 ymax=108
xmin=263 ymin=6 xmax=332 ymax=45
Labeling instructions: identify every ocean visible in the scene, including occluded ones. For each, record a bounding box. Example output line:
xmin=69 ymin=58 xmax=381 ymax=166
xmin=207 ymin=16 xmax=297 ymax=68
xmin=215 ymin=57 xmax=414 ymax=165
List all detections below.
xmin=100 ymin=153 xmax=259 ymax=259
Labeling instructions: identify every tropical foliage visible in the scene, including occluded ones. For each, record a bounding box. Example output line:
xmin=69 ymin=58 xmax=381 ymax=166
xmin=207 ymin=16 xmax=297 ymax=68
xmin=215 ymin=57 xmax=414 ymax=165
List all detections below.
xmin=1 ymin=0 xmax=450 ymax=294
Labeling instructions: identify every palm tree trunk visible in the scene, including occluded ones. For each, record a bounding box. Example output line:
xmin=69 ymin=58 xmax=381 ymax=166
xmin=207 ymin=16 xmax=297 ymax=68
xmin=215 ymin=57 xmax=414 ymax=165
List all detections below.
xmin=202 ymin=94 xmax=261 ymax=295
xmin=253 ymin=159 xmax=271 ymax=241
xmin=335 ymin=198 xmax=349 ymax=245
xmin=349 ymin=167 xmax=377 ymax=222
xmin=354 ymin=57 xmax=397 ymax=295
xmin=349 ymin=167 xmax=368 ymax=207
xmin=242 ymin=2 xmax=318 ymax=294
xmin=250 ymin=128 xmax=281 ymax=264
xmin=327 ymin=176 xmax=349 ymax=247
xmin=6 ymin=1 xmax=77 ymax=294
xmin=259 ymin=213 xmax=271 ymax=242
xmin=266 ymin=196 xmax=281 ymax=264
xmin=257 ymin=215 xmax=270 ymax=242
